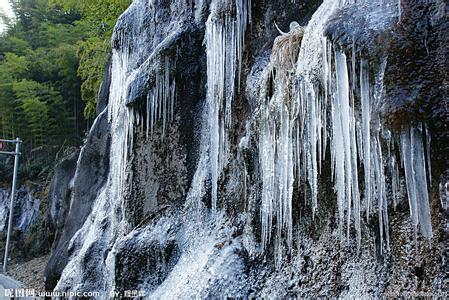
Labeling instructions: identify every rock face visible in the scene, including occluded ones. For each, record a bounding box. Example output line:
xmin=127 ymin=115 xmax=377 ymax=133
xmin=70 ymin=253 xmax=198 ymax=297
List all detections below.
xmin=0 ymin=187 xmax=40 ymax=234
xmin=0 ymin=185 xmax=46 ymax=260
xmin=45 ymin=96 xmax=111 ymax=290
xmin=47 ymin=149 xmax=79 ymax=236
xmin=45 ymin=0 xmax=447 ymax=297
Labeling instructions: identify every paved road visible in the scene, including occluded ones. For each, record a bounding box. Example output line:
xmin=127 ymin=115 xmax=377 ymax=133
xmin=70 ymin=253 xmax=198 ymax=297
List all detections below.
xmin=0 ymin=274 xmax=26 ymax=300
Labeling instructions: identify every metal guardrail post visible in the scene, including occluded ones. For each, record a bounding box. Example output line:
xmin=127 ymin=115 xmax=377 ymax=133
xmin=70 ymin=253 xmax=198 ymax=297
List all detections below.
xmin=1 ymin=138 xmax=21 ymax=273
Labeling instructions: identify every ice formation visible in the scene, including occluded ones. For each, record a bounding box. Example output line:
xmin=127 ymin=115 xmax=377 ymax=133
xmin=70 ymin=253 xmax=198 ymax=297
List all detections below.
xmin=400 ymin=124 xmax=433 ymax=239
xmin=54 ymin=0 xmax=440 ymax=294
xmin=258 ymin=0 xmax=434 ymax=262
xmin=204 ymin=0 xmax=251 ymax=211
xmin=259 ymin=25 xmax=304 ymax=265
xmin=54 ymin=0 xmax=187 ymax=294
xmin=131 ymin=56 xmax=177 ymax=140
xmin=440 ymin=181 xmax=449 ymax=210
xmin=150 ymin=213 xmax=248 ymax=298
xmin=55 ymin=48 xmax=132 ymax=292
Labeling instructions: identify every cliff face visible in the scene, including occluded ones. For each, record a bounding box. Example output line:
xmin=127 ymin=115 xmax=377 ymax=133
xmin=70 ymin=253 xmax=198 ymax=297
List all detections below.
xmin=45 ymin=0 xmax=448 ymax=297
xmin=0 ymin=185 xmax=49 ymax=262
xmin=0 ymin=187 xmax=40 ymax=235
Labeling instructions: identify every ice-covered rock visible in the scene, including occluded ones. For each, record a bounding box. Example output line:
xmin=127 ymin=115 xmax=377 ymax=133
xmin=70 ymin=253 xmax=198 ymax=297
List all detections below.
xmin=45 ymin=0 xmax=448 ymax=297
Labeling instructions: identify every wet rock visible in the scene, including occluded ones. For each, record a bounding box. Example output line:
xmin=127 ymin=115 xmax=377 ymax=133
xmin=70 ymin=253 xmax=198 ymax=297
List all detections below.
xmin=0 ymin=186 xmax=41 ymax=233
xmin=46 ymin=0 xmax=447 ymax=297
xmin=47 ymin=149 xmax=79 ymax=235
xmin=45 ymin=108 xmax=111 ymax=291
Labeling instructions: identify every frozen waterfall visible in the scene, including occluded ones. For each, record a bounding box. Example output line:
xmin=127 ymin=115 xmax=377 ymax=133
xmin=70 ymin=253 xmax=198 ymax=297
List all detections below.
xmin=42 ymin=0 xmax=447 ymax=296
xmin=55 ymin=48 xmax=132 ymax=293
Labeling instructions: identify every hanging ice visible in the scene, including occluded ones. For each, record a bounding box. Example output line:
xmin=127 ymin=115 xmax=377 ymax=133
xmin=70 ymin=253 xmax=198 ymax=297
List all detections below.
xmin=129 ymin=56 xmax=176 ymax=139
xmin=331 ymin=50 xmax=361 ymax=246
xmin=360 ymin=59 xmax=372 ymax=219
xmin=440 ymin=181 xmax=449 ymax=210
xmin=257 ymin=0 xmax=434 ymax=260
xmin=55 ymin=48 xmax=133 ymax=294
xmin=400 ymin=124 xmax=433 ymax=239
xmin=204 ymin=0 xmax=251 ymax=211
xmin=259 ymin=24 xmax=304 ymax=266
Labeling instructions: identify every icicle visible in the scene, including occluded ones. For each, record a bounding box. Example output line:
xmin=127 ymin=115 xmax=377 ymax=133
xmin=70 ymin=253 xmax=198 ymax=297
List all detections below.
xmin=350 ymin=105 xmax=361 ymax=250
xmin=390 ymin=153 xmax=400 ymax=208
xmin=306 ymin=84 xmax=319 ymax=218
xmin=440 ymin=181 xmax=449 ymax=210
xmin=360 ymin=59 xmax=372 ymax=220
xmin=425 ymin=123 xmax=432 ymax=185
xmin=412 ymin=125 xmax=433 ymax=239
xmin=146 ymin=93 xmax=150 ymax=138
xmin=401 ymin=127 xmax=418 ymax=228
xmin=170 ymin=79 xmax=176 ymax=121
xmin=162 ymin=57 xmax=170 ymax=138
xmin=372 ymin=125 xmax=389 ymax=253
xmin=210 ymin=96 xmax=220 ymax=212
xmin=157 ymin=73 xmax=162 ymax=121
xmin=205 ymin=0 xmax=251 ymax=212
xmin=151 ymin=91 xmax=155 ymax=135
xmin=295 ymin=124 xmax=301 ymax=191
xmin=332 ymin=93 xmax=345 ymax=240
xmin=260 ymin=102 xmax=274 ymax=250
xmin=400 ymin=125 xmax=433 ymax=239
xmin=139 ymin=57 xmax=177 ymax=138
xmin=333 ymin=50 xmax=360 ymax=242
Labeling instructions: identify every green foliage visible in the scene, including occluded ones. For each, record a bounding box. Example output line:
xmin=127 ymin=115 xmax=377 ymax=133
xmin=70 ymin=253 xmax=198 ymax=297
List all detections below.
xmin=21 ymin=97 xmax=49 ymax=145
xmin=0 ymin=0 xmax=129 ymax=156
xmin=77 ymin=36 xmax=110 ymax=118
xmin=4 ymin=53 xmax=29 ymax=78
xmin=0 ymin=36 xmax=30 ymax=55
xmin=50 ymin=0 xmax=131 ymax=118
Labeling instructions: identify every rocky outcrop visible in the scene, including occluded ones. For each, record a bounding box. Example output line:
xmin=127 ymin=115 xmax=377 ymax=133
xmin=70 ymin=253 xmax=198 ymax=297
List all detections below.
xmin=46 ymin=149 xmax=79 ymax=238
xmin=0 ymin=185 xmax=47 ymax=260
xmin=97 ymin=59 xmax=112 ymax=115
xmin=44 ymin=0 xmax=448 ymax=297
xmin=45 ymin=94 xmax=111 ymax=290
xmin=0 ymin=187 xmax=40 ymax=234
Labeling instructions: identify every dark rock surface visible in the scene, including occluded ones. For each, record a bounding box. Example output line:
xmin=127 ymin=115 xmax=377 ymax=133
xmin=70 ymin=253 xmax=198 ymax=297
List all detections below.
xmin=47 ymin=149 xmax=79 ymax=236
xmin=45 ymin=107 xmax=111 ymax=290
xmin=385 ymin=0 xmax=448 ymax=175
xmin=325 ymin=2 xmax=397 ymax=61
xmin=0 ymin=186 xmax=40 ymax=234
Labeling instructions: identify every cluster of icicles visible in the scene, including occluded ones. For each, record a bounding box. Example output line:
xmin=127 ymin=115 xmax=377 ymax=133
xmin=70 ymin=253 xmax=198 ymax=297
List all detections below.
xmin=260 ymin=46 xmax=433 ymax=262
xmin=205 ymin=0 xmax=252 ymax=211
xmin=258 ymin=0 xmax=433 ymax=266
xmin=128 ymin=56 xmax=177 ymax=147
xmin=199 ymin=0 xmax=433 ymax=266
xmin=117 ymin=0 xmax=433 ymax=267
